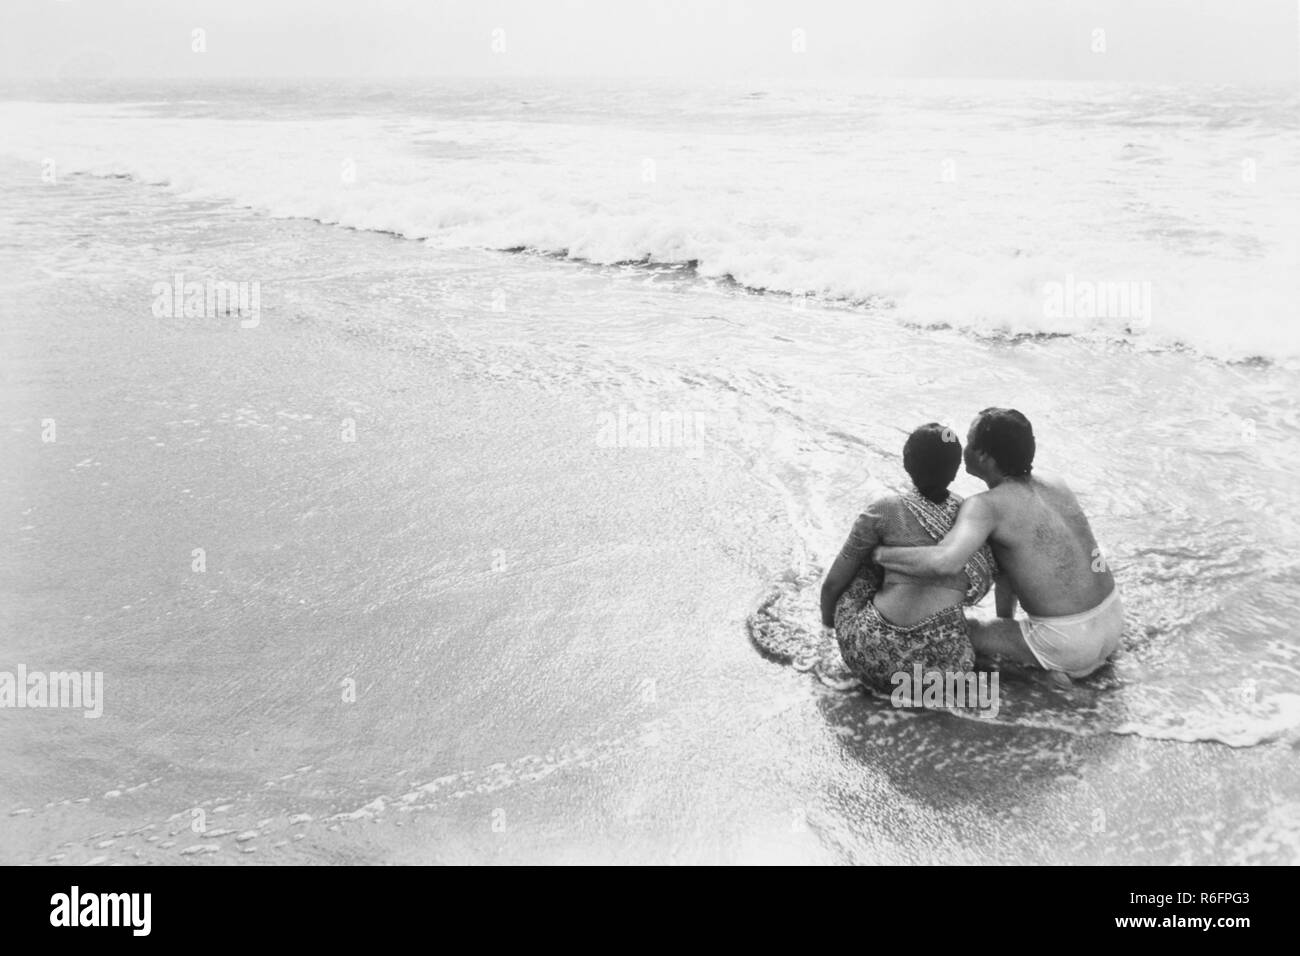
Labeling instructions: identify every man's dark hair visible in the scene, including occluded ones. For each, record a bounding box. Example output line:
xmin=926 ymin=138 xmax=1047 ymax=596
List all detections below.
xmin=903 ymin=423 xmax=962 ymax=503
xmin=970 ymin=408 xmax=1035 ymax=477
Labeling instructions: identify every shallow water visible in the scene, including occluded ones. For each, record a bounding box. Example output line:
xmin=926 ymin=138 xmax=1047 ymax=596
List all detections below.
xmin=2 ymin=78 xmax=1298 ymax=360
xmin=1 ymin=81 xmax=1299 ymax=864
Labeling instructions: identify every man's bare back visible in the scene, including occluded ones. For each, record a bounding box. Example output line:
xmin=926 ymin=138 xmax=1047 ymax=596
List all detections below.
xmin=872 ymin=408 xmax=1122 ymax=678
xmin=973 ymin=474 xmax=1113 ymax=617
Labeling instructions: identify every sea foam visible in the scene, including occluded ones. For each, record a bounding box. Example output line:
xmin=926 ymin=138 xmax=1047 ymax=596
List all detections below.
xmin=3 ymin=87 xmax=1296 ymax=364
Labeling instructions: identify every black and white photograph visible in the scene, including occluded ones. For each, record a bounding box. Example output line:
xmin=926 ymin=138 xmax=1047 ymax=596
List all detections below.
xmin=1 ymin=0 xmax=1297 ymax=889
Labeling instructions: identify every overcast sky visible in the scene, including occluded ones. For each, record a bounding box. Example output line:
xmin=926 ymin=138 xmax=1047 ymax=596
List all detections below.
xmin=1 ymin=0 xmax=1296 ymax=83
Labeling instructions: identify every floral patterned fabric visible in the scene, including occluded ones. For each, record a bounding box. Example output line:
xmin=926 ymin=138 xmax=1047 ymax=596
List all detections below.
xmin=834 ymin=577 xmax=974 ymax=691
xmin=896 ymin=490 xmax=997 ymax=605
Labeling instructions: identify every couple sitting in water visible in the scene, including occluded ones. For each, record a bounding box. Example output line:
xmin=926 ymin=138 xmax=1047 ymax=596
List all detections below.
xmin=820 ymin=408 xmax=1122 ymax=689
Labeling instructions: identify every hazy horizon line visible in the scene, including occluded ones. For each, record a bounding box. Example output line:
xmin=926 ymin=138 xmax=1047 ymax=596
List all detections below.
xmin=4 ymin=73 xmax=1298 ymax=89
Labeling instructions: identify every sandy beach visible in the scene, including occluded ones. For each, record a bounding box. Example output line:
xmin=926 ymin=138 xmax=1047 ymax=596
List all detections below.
xmin=2 ymin=144 xmax=1298 ymax=863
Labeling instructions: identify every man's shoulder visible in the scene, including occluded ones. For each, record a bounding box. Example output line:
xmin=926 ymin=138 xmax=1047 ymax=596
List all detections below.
xmin=1031 ymin=471 xmax=1071 ymax=490
xmin=956 ymin=489 xmax=1002 ymax=523
xmin=1028 ymin=472 xmax=1083 ymax=506
xmin=985 ymin=473 xmax=1072 ymax=500
xmin=960 ymin=488 xmax=999 ymax=508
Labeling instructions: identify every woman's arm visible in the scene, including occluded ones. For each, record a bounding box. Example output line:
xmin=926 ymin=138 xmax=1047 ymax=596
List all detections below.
xmin=820 ymin=552 xmax=861 ymax=627
xmin=820 ymin=509 xmax=880 ymax=627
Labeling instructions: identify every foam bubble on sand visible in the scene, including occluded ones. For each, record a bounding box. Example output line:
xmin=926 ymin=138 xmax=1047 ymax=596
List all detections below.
xmin=332 ymin=798 xmax=387 ymax=822
xmin=1233 ymin=800 xmax=1300 ymax=863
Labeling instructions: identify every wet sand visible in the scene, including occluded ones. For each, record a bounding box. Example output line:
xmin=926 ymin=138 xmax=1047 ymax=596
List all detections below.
xmin=2 ymin=165 xmax=1298 ymax=864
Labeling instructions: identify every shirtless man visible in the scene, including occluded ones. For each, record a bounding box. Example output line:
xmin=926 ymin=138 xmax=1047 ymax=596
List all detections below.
xmin=873 ymin=408 xmax=1122 ymax=679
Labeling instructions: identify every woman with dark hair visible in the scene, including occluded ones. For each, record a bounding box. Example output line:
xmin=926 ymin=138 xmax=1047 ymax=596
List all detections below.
xmin=819 ymin=423 xmax=996 ymax=690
